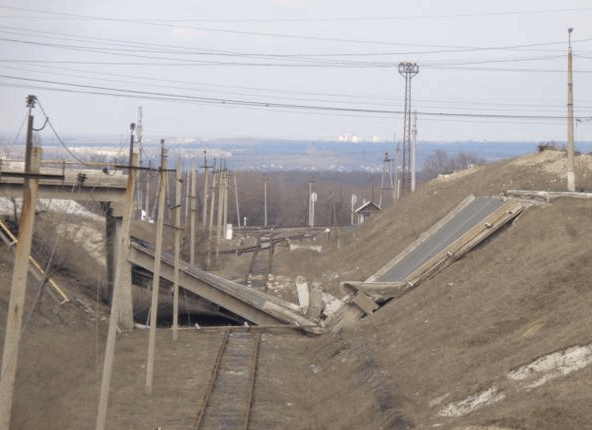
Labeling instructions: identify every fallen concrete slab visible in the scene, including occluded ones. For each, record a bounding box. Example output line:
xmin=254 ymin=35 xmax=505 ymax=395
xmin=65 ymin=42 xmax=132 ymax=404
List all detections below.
xmin=127 ymin=240 xmax=321 ymax=333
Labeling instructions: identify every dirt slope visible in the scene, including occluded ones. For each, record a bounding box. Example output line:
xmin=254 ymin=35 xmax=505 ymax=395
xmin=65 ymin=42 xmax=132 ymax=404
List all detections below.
xmin=2 ymin=149 xmax=592 ymax=429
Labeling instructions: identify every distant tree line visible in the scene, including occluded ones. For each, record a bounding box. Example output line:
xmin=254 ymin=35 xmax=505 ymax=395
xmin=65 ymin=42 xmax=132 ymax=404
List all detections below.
xmin=421 ymin=149 xmax=485 ymax=180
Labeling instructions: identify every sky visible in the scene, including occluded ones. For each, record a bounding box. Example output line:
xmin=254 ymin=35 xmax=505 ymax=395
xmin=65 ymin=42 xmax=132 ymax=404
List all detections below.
xmin=1 ymin=0 xmax=592 ymax=145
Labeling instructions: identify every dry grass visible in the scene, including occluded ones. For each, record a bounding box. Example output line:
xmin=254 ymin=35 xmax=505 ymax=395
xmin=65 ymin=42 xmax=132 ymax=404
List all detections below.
xmin=3 ymin=149 xmax=592 ymax=429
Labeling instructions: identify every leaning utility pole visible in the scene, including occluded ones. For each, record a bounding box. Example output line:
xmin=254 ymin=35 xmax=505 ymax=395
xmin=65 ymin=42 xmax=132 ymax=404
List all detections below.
xmin=398 ymin=62 xmax=419 ymax=195
xmin=0 ymin=95 xmax=40 ymax=430
xmin=566 ymin=28 xmax=576 ymax=192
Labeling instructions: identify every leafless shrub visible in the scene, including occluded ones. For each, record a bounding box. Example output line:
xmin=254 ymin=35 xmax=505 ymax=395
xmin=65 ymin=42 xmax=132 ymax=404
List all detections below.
xmin=538 ymin=141 xmax=560 ymax=152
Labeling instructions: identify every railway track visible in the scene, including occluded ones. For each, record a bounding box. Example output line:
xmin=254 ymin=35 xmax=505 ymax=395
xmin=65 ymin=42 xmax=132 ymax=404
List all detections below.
xmin=195 ymin=329 xmax=261 ymax=430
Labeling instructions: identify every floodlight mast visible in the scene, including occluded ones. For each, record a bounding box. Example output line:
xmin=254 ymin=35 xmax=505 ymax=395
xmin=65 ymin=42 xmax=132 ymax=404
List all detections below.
xmin=398 ymin=62 xmax=419 ymax=195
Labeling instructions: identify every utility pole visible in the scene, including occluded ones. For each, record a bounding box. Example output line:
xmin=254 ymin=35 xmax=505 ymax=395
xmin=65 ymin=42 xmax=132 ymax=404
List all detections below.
xmin=567 ymin=28 xmax=576 ymax=192
xmin=0 ymin=95 xmax=40 ymax=430
xmin=201 ymin=152 xmax=210 ymax=228
xmin=393 ymin=132 xmax=400 ymax=201
xmin=136 ymin=107 xmax=143 ymax=219
xmin=216 ymin=167 xmax=224 ymax=257
xmin=411 ymin=110 xmax=418 ymax=192
xmin=128 ymin=123 xmax=135 ymax=172
xmin=206 ymin=166 xmax=217 ymax=269
xmin=222 ymin=165 xmax=228 ymax=239
xmin=379 ymin=152 xmax=394 ymax=207
xmin=233 ymin=174 xmax=241 ymax=228
xmin=145 ymin=140 xmax=167 ymax=395
xmin=264 ymin=177 xmax=268 ymax=227
xmin=172 ymin=159 xmax=182 ymax=341
xmin=136 ymin=107 xmax=143 ymax=165
xmin=398 ymin=62 xmax=419 ymax=195
xmin=189 ymin=159 xmax=198 ymax=266
xmin=96 ymin=136 xmax=138 ymax=430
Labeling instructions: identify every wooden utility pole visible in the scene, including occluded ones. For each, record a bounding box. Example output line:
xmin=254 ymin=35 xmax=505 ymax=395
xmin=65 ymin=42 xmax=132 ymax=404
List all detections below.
xmin=0 ymin=94 xmax=40 ymax=429
xmin=172 ymin=159 xmax=182 ymax=341
xmin=189 ymin=159 xmax=198 ymax=266
xmin=95 ymin=147 xmax=138 ymax=430
xmin=567 ymin=28 xmax=576 ymax=192
xmin=145 ymin=141 xmax=167 ymax=395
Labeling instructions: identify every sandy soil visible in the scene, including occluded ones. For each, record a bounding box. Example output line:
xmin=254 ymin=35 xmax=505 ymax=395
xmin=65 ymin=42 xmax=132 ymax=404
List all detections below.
xmin=2 ymin=149 xmax=592 ymax=429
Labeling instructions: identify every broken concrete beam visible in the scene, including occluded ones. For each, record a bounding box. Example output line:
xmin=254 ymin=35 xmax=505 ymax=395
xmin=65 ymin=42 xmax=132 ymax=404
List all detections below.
xmin=341 ymin=281 xmax=407 ymax=300
xmin=307 ymin=281 xmax=323 ymax=321
xmin=295 ymin=276 xmax=309 ymax=313
xmin=351 ymin=291 xmax=379 ymax=315
xmin=506 ymin=189 xmax=592 ymax=201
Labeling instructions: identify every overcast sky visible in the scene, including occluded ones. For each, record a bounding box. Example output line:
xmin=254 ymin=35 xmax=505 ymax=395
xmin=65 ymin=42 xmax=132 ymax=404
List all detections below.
xmin=1 ymin=0 xmax=591 ymax=144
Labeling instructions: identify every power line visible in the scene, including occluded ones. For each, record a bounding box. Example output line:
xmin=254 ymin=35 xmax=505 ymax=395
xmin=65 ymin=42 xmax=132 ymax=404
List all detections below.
xmin=0 ymin=24 xmax=580 ymax=56
xmin=2 ymin=5 xmax=592 ymax=22
xmin=0 ymin=74 xmax=576 ymax=122
xmin=36 ymin=99 xmax=88 ymax=165
xmin=2 ymin=4 xmax=592 ymax=48
xmin=0 ymin=61 xmax=582 ymax=112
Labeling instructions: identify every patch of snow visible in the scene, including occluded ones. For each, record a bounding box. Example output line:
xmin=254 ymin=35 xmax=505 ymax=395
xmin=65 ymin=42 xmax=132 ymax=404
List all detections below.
xmin=0 ymin=198 xmax=102 ymax=223
xmin=437 ymin=386 xmax=505 ymax=418
xmin=508 ymin=343 xmax=592 ymax=391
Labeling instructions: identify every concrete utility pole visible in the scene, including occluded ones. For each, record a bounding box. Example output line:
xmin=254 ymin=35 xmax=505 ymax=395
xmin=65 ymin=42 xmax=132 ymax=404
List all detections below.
xmin=308 ymin=179 xmax=316 ymax=227
xmin=201 ymin=152 xmax=210 ymax=228
xmin=206 ymin=166 xmax=217 ymax=269
xmin=398 ymin=62 xmax=419 ymax=195
xmin=411 ymin=111 xmax=418 ymax=192
xmin=233 ymin=174 xmax=241 ymax=228
xmin=128 ymin=123 xmax=135 ymax=173
xmin=145 ymin=141 xmax=167 ymax=395
xmin=189 ymin=159 xmax=198 ymax=266
xmin=264 ymin=177 xmax=268 ymax=227
xmin=172 ymin=159 xmax=182 ymax=341
xmin=136 ymin=107 xmax=143 ymax=165
xmin=379 ymin=152 xmax=394 ymax=207
xmin=222 ymin=167 xmax=229 ymax=239
xmin=0 ymin=96 xmax=40 ymax=430
xmin=216 ymin=168 xmax=224 ymax=254
xmin=135 ymin=108 xmax=143 ymax=219
xmin=96 ymin=150 xmax=138 ymax=430
xmin=393 ymin=133 xmax=400 ymax=201
xmin=567 ymin=28 xmax=576 ymax=192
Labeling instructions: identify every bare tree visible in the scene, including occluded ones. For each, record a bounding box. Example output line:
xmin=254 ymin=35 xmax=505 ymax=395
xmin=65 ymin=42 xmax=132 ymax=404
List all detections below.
xmin=422 ymin=149 xmax=484 ymax=180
